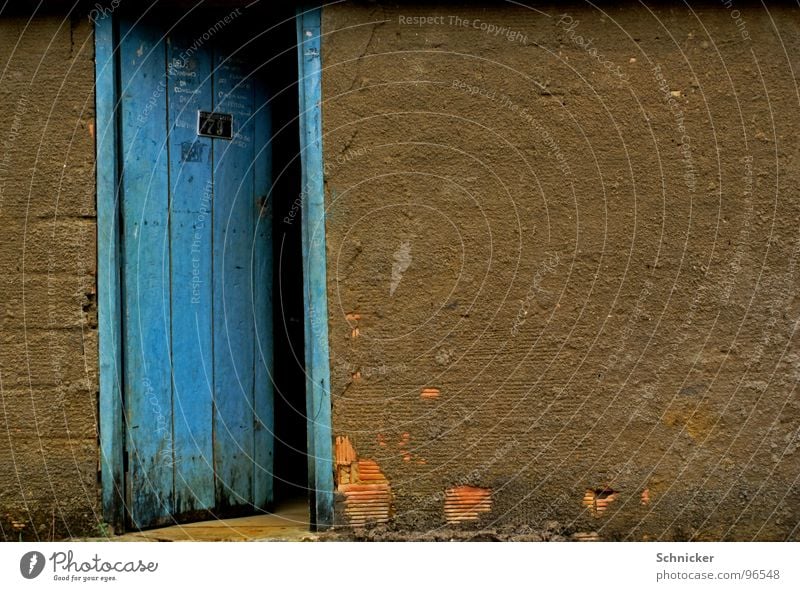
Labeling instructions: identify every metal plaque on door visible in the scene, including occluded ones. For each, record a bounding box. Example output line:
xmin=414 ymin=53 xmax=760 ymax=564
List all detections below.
xmin=197 ymin=110 xmax=233 ymax=139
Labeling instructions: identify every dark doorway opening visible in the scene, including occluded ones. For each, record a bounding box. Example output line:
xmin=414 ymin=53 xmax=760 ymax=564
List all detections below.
xmin=264 ymin=11 xmax=309 ymax=508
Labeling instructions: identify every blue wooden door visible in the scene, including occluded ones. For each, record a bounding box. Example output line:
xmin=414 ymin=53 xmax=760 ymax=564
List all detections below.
xmin=118 ymin=17 xmax=274 ymax=529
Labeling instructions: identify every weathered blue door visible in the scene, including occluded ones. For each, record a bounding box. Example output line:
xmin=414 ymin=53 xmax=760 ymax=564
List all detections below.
xmin=118 ymin=17 xmax=274 ymax=528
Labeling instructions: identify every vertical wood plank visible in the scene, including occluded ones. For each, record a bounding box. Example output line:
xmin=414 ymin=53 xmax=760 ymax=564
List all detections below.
xmin=96 ymin=12 xmax=125 ymax=530
xmin=295 ymin=16 xmax=315 ymax=524
xmin=297 ymin=8 xmax=334 ymax=528
xmin=213 ymin=47 xmax=256 ymax=509
xmin=119 ymin=18 xmax=174 ymax=528
xmin=252 ymin=77 xmax=275 ymax=510
xmin=166 ymin=30 xmax=215 ymax=515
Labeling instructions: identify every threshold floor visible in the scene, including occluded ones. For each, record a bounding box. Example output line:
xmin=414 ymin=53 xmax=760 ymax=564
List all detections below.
xmin=112 ymin=499 xmax=314 ymax=542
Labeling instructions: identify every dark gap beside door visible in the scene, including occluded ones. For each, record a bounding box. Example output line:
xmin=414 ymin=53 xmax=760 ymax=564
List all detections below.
xmin=266 ymin=11 xmax=309 ymax=507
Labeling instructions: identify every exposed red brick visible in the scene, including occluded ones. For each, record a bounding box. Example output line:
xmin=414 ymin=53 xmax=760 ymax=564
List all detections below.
xmin=641 ymin=488 xmax=650 ymax=505
xmin=444 ymin=486 xmax=492 ymax=523
xmin=335 ymin=436 xmax=392 ymax=526
xmin=334 ymin=435 xmax=357 ymax=466
xmin=354 ymin=459 xmax=386 ymax=481
xmin=583 ymin=488 xmax=618 ymax=517
xmin=420 ymin=387 xmax=440 ymax=399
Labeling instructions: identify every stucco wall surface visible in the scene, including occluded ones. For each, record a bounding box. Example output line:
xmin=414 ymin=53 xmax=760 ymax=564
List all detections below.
xmin=321 ymin=2 xmax=800 ymax=540
xmin=0 ymin=13 xmax=98 ymax=540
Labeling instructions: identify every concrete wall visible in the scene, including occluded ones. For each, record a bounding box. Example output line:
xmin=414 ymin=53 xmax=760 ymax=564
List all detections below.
xmin=0 ymin=13 xmax=98 ymax=540
xmin=321 ymin=2 xmax=800 ymax=540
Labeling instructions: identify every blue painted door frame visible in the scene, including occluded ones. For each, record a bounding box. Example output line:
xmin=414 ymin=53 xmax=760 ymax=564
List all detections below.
xmin=95 ymin=7 xmax=333 ymax=531
xmin=296 ymin=7 xmax=334 ymax=530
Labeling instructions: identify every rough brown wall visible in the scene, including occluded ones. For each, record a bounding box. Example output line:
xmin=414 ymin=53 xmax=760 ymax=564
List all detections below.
xmin=321 ymin=2 xmax=800 ymax=540
xmin=0 ymin=13 xmax=98 ymax=540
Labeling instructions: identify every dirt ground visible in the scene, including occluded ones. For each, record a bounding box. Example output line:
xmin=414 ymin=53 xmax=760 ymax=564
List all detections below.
xmin=322 ymin=522 xmax=586 ymax=542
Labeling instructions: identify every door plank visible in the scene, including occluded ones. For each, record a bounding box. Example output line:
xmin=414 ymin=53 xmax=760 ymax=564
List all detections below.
xmin=96 ymin=12 xmax=125 ymax=529
xmin=253 ymin=77 xmax=274 ymax=510
xmin=212 ymin=47 xmax=256 ymax=509
xmin=119 ymin=19 xmax=174 ymax=528
xmin=166 ymin=31 xmax=215 ymax=515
